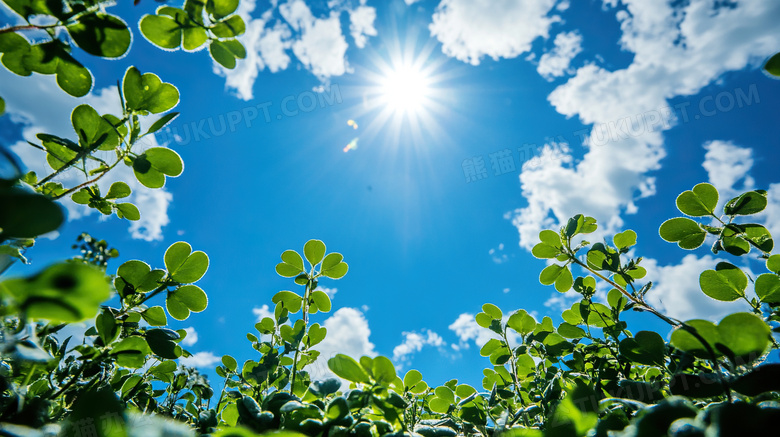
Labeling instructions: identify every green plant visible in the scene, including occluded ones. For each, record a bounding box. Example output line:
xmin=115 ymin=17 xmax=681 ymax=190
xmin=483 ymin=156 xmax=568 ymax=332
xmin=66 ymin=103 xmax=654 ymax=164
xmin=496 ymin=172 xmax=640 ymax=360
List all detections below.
xmin=1 ymin=1 xmax=780 ymax=436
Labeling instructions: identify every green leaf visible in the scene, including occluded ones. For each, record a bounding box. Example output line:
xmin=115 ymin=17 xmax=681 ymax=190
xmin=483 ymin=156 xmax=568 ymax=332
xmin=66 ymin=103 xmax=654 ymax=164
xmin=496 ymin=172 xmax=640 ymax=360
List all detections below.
xmin=106 ymin=182 xmax=131 ymax=199
xmin=325 ymin=397 xmax=349 ymax=421
xmin=671 ymin=320 xmax=721 ymax=359
xmin=222 ymin=355 xmax=238 ymax=372
xmin=139 ymin=14 xmax=181 ymax=50
xmin=303 ymin=240 xmax=326 ymax=267
xmin=123 ymin=66 xmax=180 ymax=114
xmin=310 ymin=290 xmax=331 ymax=312
xmin=210 ymin=40 xmax=238 ymax=68
xmin=766 ymin=52 xmax=780 ymax=77
xmin=96 ymin=310 xmax=119 ymax=345
xmin=0 ymin=187 xmax=64 ymax=238
xmin=767 ymin=255 xmax=780 ymax=274
xmin=307 ymin=323 xmax=326 ymax=345
xmin=613 ymin=229 xmax=637 ymax=250
xmin=141 ymin=306 xmax=168 ymax=326
xmin=115 ymin=203 xmax=140 ymax=221
xmin=321 ymin=252 xmax=348 ymax=279
xmin=676 ymin=183 xmax=718 ymax=217
xmin=699 ymin=262 xmax=747 ymax=302
xmin=372 ymin=356 xmax=396 ymax=384
xmin=542 ymin=332 xmax=573 ymax=356
xmin=557 ymin=322 xmax=586 ymax=339
xmin=133 ymin=147 xmax=184 ymax=188
xmin=145 ymin=112 xmax=179 ymax=136
xmin=756 ymin=274 xmax=780 ymax=305
xmin=659 ymin=217 xmax=706 ymax=249
xmin=607 ymin=288 xmax=626 ymax=310
xmin=166 ymin=285 xmax=207 ymax=320
xmin=0 ymin=263 xmax=109 ymax=323
xmin=280 ymin=250 xmax=305 ymax=273
xmin=66 ymin=13 xmax=131 ymax=58
xmin=111 ymin=335 xmax=150 ymax=368
xmin=404 ymin=369 xmax=423 ymax=389
xmin=717 ymin=312 xmax=770 ymax=363
xmin=0 ymin=96 xmax=4 ymax=115
xmin=507 ymin=310 xmax=536 ymax=335
xmin=211 ymin=15 xmax=246 ymax=38
xmin=724 ymin=191 xmax=767 ymax=216
xmin=146 ymin=328 xmax=182 ymax=359
xmin=327 ymin=354 xmax=370 ymax=383
xmin=1 ymin=0 xmax=64 ymax=19
xmin=619 ymin=331 xmax=665 ymax=366
xmin=272 ymin=290 xmax=303 ymax=313
xmin=539 ymin=264 xmax=572 ymax=292
xmin=482 ymin=303 xmax=502 ymax=320
xmin=183 ymin=26 xmax=208 ymax=51
xmin=165 ymin=241 xmax=208 ymax=283
xmin=209 ymin=0 xmax=239 ymax=18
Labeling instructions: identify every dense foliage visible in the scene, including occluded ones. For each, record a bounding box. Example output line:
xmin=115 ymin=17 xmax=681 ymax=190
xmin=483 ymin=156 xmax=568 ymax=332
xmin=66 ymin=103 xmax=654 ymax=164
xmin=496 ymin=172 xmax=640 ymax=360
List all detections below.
xmin=2 ymin=1 xmax=780 ymax=436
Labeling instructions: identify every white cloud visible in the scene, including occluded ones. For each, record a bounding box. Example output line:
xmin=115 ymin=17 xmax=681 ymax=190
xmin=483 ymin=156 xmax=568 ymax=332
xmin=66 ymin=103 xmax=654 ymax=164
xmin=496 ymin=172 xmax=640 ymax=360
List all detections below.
xmin=537 ymin=31 xmax=582 ymax=80
xmin=448 ymin=312 xmax=526 ymax=350
xmin=512 ymin=1 xmax=780 ymax=252
xmin=180 ymin=351 xmax=221 ymax=368
xmin=252 ymin=304 xmax=275 ymax=321
xmin=1 ymin=69 xmax=174 ymax=241
xmin=310 ymin=307 xmax=377 ymax=380
xmin=181 ymin=327 xmax=199 ymax=347
xmin=316 ymin=287 xmax=338 ymax=298
xmin=489 ymin=243 xmax=508 ymax=264
xmin=429 ymin=0 xmax=557 ymax=65
xmin=217 ymin=0 xmax=375 ymax=99
xmin=392 ymin=329 xmax=445 ymax=365
xmin=349 ymin=6 xmax=377 ymax=49
xmin=702 ymin=140 xmax=755 ymax=205
xmin=643 ymin=254 xmax=750 ymax=321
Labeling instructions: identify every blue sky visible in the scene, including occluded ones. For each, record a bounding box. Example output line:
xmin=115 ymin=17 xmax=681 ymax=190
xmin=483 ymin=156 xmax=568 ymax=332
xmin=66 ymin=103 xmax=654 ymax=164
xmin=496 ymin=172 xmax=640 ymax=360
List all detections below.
xmin=2 ymin=0 xmax=780 ymax=389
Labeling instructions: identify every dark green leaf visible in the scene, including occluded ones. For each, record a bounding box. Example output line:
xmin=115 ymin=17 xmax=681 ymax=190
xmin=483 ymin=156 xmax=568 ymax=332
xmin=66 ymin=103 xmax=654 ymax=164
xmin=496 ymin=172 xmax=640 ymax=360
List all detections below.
xmin=66 ymin=13 xmax=131 ymax=58
xmin=0 ymin=187 xmax=64 ymax=238
xmin=724 ymin=191 xmax=767 ymax=216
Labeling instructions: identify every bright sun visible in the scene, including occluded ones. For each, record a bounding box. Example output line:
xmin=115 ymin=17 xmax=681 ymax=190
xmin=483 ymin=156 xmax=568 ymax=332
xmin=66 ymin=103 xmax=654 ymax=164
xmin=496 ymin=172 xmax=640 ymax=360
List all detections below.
xmin=380 ymin=65 xmax=431 ymax=114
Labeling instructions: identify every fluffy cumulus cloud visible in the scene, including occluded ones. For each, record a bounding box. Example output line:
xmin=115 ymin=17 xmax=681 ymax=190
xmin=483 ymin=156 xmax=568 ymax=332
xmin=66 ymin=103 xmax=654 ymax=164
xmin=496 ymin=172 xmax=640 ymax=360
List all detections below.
xmin=392 ymin=330 xmax=445 ymax=365
xmin=310 ymin=307 xmax=377 ymax=380
xmin=216 ymin=0 xmax=376 ymax=100
xmin=702 ymin=140 xmax=755 ymax=204
xmin=449 ymin=311 xmax=531 ymax=350
xmin=510 ymin=0 xmax=780 ymax=250
xmin=1 ymin=69 xmax=174 ymax=241
xmin=182 ymin=327 xmax=199 ymax=347
xmin=643 ymin=255 xmax=750 ymax=321
xmin=537 ymin=31 xmax=582 ymax=80
xmin=429 ymin=0 xmax=557 ymax=65
xmin=180 ymin=351 xmax=221 ymax=368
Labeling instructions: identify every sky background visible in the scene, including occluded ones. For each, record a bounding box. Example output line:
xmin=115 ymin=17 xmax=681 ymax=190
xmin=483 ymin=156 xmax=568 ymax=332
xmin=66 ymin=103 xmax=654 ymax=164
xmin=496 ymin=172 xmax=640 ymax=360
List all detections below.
xmin=2 ymin=0 xmax=780 ymax=389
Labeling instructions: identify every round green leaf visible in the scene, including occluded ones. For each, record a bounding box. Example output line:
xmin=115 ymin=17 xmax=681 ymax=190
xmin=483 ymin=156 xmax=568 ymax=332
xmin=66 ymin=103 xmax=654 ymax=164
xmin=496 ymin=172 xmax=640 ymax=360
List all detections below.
xmin=540 ymin=264 xmax=565 ymax=286
xmin=482 ymin=303 xmax=502 ymax=320
xmin=557 ymin=322 xmax=586 ymax=339
xmin=671 ymin=320 xmax=721 ymax=359
xmin=372 ymin=356 xmax=396 ymax=383
xmin=327 ymin=354 xmax=370 ymax=383
xmin=718 ymin=312 xmax=770 ymax=362
xmin=66 ymin=13 xmax=131 ymax=58
xmin=222 ymin=355 xmax=238 ymax=372
xmin=211 ymin=15 xmax=245 ymax=38
xmin=106 ymin=182 xmax=131 ymax=199
xmin=111 ymin=335 xmax=151 ymax=368
xmin=210 ymin=40 xmax=237 ymax=69
xmin=765 ymin=52 xmax=780 ymax=77
xmin=404 ymin=369 xmax=423 ymax=389
xmin=170 ymin=251 xmax=208 ymax=283
xmin=756 ymin=273 xmax=780 ymax=305
xmin=311 ymin=290 xmax=331 ymax=312
xmin=554 ymin=266 xmax=573 ymax=293
xmin=139 ymin=14 xmax=181 ymax=50
xmin=209 ymin=0 xmax=239 ymax=18
xmin=280 ymin=250 xmax=305 ymax=272
xmin=141 ymin=306 xmax=168 ymax=326
xmin=0 ymin=263 xmax=109 ymax=323
xmin=146 ymin=328 xmax=182 ymax=359
xmin=768 ymin=255 xmax=780 ymax=274
xmin=115 ymin=203 xmax=140 ymax=221
xmin=183 ymin=26 xmax=208 ymax=51
xmin=507 ymin=310 xmax=536 ymax=335
xmin=167 ymin=285 xmax=207 ymax=320
xmin=272 ymin=290 xmax=303 ymax=313
xmin=659 ymin=217 xmax=706 ymax=249
xmin=0 ymin=188 xmax=64 ymax=238
xmin=676 ymin=183 xmax=718 ymax=217
xmin=613 ymin=229 xmax=637 ymax=250
xmin=117 ymin=260 xmax=151 ymax=287
xmin=55 ymin=53 xmax=92 ymax=97
xmin=699 ymin=262 xmax=746 ymax=302
xmin=303 ymin=240 xmax=326 ymax=267
xmin=123 ymin=67 xmax=180 ymax=114
xmin=724 ymin=191 xmax=768 ymax=216
xmin=619 ymin=331 xmax=666 ymax=366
